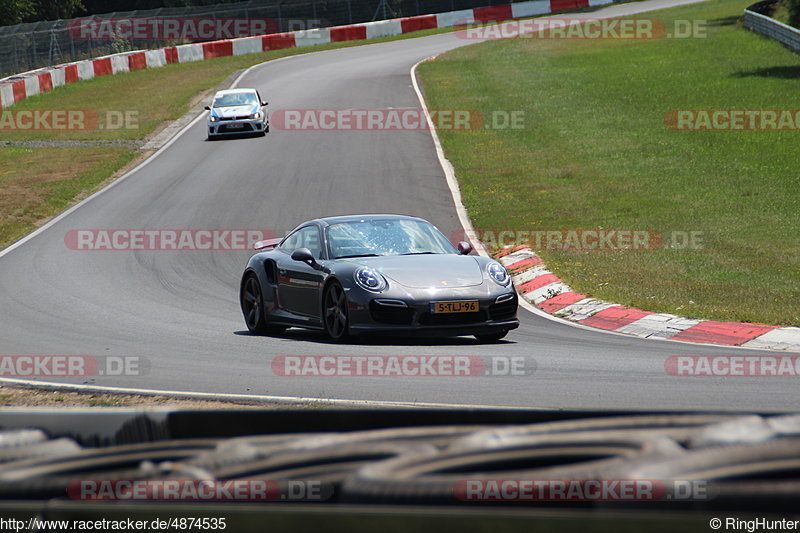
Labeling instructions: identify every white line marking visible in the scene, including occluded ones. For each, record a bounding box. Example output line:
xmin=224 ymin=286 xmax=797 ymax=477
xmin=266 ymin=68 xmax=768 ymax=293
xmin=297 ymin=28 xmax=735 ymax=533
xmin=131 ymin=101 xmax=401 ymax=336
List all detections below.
xmin=0 ymin=377 xmax=550 ymax=410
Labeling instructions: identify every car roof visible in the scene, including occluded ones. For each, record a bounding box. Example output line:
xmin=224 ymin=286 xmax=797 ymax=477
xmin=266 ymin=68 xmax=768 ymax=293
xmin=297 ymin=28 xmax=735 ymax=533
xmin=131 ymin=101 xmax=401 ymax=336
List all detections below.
xmin=310 ymin=214 xmax=427 ymax=227
xmin=213 ymin=88 xmax=258 ymax=96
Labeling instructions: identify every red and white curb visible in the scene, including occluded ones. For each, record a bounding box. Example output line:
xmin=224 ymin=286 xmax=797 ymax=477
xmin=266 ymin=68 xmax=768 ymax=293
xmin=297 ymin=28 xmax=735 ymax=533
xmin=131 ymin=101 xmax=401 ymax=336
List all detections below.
xmin=496 ymin=246 xmax=800 ymax=351
xmin=0 ymin=0 xmax=615 ymax=111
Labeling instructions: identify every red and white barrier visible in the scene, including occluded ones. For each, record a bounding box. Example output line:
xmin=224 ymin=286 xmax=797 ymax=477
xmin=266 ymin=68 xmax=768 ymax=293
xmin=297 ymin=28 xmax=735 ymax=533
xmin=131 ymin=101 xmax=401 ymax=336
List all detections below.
xmin=23 ymin=76 xmax=40 ymax=98
xmin=177 ymin=43 xmax=204 ymax=63
xmin=0 ymin=83 xmax=15 ymax=109
xmin=295 ymin=28 xmax=331 ymax=47
xmin=511 ymin=0 xmax=552 ymax=19
xmin=145 ymin=49 xmax=167 ymax=68
xmin=49 ymin=67 xmax=66 ymax=88
xmin=0 ymin=0 xmax=621 ymax=110
xmin=364 ymin=19 xmax=403 ymax=39
xmin=436 ymin=9 xmax=476 ymax=28
xmin=76 ymin=60 xmax=95 ymax=81
xmin=233 ymin=36 xmax=263 ymax=56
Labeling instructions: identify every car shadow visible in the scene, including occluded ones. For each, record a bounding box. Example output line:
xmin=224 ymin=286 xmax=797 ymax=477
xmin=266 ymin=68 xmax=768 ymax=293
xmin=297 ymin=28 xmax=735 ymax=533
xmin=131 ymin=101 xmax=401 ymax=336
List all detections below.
xmin=232 ymin=329 xmax=513 ymax=346
xmin=732 ymin=66 xmax=800 ymax=79
xmin=206 ymin=133 xmax=266 ymax=141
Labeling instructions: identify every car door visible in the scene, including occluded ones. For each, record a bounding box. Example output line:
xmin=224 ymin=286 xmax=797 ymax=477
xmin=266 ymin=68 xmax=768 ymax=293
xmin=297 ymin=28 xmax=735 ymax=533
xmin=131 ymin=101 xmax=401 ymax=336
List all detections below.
xmin=276 ymin=225 xmax=325 ymax=318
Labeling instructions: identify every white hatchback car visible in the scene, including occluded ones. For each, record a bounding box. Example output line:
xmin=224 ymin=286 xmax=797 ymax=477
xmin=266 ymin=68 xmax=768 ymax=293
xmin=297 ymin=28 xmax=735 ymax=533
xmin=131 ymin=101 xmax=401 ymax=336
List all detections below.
xmin=205 ymin=88 xmax=269 ymax=139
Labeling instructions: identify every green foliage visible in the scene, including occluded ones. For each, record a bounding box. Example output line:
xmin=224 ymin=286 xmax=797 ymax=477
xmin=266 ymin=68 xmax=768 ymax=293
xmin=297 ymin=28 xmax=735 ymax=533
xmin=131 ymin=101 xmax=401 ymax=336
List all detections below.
xmin=786 ymin=0 xmax=800 ymax=27
xmin=0 ymin=0 xmax=35 ymax=24
xmin=32 ymin=0 xmax=85 ymax=20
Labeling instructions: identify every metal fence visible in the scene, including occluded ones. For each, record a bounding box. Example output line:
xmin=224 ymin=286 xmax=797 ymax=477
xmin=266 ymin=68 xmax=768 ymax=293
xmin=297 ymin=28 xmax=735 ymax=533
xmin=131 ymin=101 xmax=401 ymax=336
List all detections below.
xmin=0 ymin=0 xmax=508 ymax=78
xmin=744 ymin=0 xmax=800 ymax=54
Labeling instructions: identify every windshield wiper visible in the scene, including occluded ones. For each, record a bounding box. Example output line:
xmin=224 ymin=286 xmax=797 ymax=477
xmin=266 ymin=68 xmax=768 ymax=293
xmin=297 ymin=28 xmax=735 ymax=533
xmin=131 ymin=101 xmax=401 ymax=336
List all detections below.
xmin=334 ymin=254 xmax=381 ymax=259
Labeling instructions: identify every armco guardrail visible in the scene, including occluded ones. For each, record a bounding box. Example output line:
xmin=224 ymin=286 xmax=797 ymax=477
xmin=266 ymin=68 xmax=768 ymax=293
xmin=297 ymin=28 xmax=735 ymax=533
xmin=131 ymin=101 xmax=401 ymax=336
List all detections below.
xmin=0 ymin=0 xmax=614 ymax=112
xmin=744 ymin=0 xmax=800 ymax=53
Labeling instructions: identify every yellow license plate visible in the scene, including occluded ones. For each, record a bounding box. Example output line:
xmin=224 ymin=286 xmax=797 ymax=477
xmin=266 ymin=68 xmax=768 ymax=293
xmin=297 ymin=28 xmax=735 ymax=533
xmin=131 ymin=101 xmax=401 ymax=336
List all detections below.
xmin=431 ymin=300 xmax=479 ymax=314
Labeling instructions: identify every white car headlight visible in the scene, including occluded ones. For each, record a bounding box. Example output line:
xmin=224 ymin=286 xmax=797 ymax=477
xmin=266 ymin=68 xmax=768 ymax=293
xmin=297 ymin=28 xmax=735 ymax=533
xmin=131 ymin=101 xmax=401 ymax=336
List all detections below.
xmin=354 ymin=267 xmax=387 ymax=292
xmin=209 ymin=115 xmax=219 ymax=122
xmin=487 ymin=262 xmax=511 ymax=286
xmin=250 ymin=112 xmax=262 ymax=120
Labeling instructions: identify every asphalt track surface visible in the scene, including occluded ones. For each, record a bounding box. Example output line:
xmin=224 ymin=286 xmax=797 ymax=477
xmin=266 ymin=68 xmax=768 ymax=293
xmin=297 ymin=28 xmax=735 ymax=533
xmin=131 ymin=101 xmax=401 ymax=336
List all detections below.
xmin=0 ymin=0 xmax=796 ymax=411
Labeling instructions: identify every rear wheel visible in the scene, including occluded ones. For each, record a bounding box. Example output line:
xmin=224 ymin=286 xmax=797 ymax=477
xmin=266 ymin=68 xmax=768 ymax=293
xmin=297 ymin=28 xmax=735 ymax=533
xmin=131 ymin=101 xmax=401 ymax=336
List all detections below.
xmin=474 ymin=331 xmax=508 ymax=343
xmin=241 ymin=273 xmax=285 ymax=335
xmin=323 ymin=281 xmax=349 ymax=341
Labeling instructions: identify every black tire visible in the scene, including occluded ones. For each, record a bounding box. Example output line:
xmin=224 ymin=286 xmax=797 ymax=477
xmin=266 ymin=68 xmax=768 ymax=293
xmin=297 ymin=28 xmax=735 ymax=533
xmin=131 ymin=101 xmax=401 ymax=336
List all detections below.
xmin=474 ymin=330 xmax=509 ymax=343
xmin=323 ymin=281 xmax=349 ymax=341
xmin=241 ymin=273 xmax=285 ymax=335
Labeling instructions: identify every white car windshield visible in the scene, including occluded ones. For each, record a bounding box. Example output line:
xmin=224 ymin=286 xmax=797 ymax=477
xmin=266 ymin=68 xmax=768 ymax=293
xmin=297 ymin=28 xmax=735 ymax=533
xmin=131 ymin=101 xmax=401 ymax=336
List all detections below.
xmin=327 ymin=219 xmax=457 ymax=259
xmin=213 ymin=93 xmax=259 ymax=108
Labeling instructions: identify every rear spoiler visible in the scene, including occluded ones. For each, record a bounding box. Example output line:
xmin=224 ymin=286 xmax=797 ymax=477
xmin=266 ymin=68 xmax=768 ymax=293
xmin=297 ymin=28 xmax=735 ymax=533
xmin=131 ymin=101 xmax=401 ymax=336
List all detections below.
xmin=253 ymin=237 xmax=281 ymax=251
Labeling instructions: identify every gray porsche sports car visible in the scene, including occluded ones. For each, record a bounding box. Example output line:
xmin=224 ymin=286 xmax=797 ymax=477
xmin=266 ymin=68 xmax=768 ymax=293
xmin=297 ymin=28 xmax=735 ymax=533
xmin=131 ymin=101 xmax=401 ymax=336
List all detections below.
xmin=239 ymin=215 xmax=519 ymax=342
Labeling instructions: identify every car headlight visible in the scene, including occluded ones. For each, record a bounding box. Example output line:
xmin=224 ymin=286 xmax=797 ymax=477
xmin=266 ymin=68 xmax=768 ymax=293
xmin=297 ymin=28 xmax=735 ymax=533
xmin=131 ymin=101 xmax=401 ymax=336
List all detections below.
xmin=354 ymin=267 xmax=387 ymax=292
xmin=249 ymin=112 xmax=262 ymax=119
xmin=209 ymin=115 xmax=219 ymax=122
xmin=487 ymin=262 xmax=510 ymax=286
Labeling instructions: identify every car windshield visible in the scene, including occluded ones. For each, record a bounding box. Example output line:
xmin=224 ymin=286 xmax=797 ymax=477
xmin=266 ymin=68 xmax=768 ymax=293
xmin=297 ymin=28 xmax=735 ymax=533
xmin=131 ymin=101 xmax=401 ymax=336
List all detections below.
xmin=327 ymin=219 xmax=457 ymax=259
xmin=212 ymin=92 xmax=259 ymax=108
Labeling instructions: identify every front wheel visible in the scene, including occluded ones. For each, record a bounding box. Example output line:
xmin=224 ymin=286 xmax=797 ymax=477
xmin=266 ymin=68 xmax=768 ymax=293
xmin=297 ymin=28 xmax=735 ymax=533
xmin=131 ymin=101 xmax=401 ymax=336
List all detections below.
xmin=323 ymin=281 xmax=349 ymax=342
xmin=475 ymin=331 xmax=509 ymax=343
xmin=241 ymin=273 xmax=285 ymax=335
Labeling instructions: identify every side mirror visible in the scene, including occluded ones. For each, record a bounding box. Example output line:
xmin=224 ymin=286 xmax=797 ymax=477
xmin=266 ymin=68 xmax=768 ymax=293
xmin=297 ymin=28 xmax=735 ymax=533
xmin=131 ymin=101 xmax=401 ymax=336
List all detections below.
xmin=457 ymin=241 xmax=473 ymax=255
xmin=291 ymin=248 xmax=331 ymax=274
xmin=291 ymin=248 xmax=314 ymax=263
xmin=261 ymin=101 xmax=268 ymax=106
xmin=204 ymin=105 xmax=211 ymax=111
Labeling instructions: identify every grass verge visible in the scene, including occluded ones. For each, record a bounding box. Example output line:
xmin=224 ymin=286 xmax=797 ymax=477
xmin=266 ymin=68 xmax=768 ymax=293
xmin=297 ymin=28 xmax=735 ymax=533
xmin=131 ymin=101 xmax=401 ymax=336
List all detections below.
xmin=418 ymin=0 xmax=800 ymax=326
xmin=0 ymin=384 xmax=318 ymax=408
xmin=0 ymin=146 xmax=136 ymax=246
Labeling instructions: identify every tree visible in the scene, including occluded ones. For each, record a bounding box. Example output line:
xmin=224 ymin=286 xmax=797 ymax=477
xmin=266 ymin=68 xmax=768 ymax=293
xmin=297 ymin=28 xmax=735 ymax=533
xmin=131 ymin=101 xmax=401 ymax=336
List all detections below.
xmin=0 ymin=0 xmax=35 ymax=25
xmin=787 ymin=0 xmax=800 ymax=28
xmin=31 ymin=0 xmax=85 ymax=20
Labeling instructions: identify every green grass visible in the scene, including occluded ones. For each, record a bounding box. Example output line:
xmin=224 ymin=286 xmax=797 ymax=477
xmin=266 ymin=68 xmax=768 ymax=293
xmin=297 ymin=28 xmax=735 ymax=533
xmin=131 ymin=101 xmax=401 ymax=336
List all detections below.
xmin=0 ymin=146 xmax=136 ymax=247
xmin=418 ymin=0 xmax=800 ymax=326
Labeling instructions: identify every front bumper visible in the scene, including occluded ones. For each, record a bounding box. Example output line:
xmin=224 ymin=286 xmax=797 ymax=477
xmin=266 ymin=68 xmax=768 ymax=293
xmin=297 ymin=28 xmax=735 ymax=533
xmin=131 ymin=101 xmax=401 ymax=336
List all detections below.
xmin=208 ymin=117 xmax=267 ymax=136
xmin=346 ymin=290 xmax=520 ymax=337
